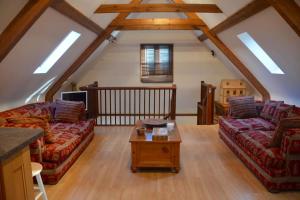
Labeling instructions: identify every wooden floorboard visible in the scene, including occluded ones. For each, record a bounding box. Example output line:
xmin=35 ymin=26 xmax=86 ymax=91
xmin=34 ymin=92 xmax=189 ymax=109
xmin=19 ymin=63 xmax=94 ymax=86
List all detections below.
xmin=45 ymin=125 xmax=300 ymax=200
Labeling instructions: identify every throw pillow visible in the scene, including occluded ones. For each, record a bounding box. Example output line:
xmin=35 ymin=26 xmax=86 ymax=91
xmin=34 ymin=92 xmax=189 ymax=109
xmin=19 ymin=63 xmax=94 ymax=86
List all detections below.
xmin=271 ymin=104 xmax=294 ymax=125
xmin=260 ymin=100 xmax=283 ymax=121
xmin=228 ymin=96 xmax=257 ymax=119
xmin=269 ymin=117 xmax=300 ymax=147
xmin=54 ymin=99 xmax=85 ymax=123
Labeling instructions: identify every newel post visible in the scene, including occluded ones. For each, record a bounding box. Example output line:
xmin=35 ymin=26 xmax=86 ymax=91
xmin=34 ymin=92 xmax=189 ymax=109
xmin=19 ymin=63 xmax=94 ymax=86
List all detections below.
xmin=170 ymin=84 xmax=177 ymax=120
xmin=80 ymin=81 xmax=99 ymax=119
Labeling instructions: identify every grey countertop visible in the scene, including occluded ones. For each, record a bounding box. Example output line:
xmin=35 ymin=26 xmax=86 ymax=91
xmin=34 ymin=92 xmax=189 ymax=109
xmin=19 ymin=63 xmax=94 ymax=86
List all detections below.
xmin=0 ymin=127 xmax=43 ymax=162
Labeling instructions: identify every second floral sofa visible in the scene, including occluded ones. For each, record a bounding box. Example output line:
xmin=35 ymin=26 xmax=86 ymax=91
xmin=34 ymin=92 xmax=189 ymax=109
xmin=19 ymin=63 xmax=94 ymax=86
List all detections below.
xmin=219 ymin=96 xmax=300 ymax=192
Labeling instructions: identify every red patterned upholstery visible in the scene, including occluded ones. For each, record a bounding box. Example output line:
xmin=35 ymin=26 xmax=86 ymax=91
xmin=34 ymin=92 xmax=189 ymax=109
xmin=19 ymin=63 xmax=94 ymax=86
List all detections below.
xmin=41 ymin=133 xmax=94 ymax=184
xmin=49 ymin=119 xmax=94 ymax=139
xmin=260 ymin=100 xmax=283 ymax=121
xmin=42 ymin=120 xmax=94 ymax=163
xmin=228 ymin=96 xmax=257 ymax=118
xmin=271 ymin=104 xmax=293 ymax=124
xmin=219 ymin=102 xmax=300 ymax=192
xmin=0 ymin=102 xmax=95 ymax=184
xmin=236 ymin=131 xmax=286 ymax=173
xmin=219 ymin=117 xmax=275 ymax=141
xmin=43 ymin=132 xmax=81 ymax=163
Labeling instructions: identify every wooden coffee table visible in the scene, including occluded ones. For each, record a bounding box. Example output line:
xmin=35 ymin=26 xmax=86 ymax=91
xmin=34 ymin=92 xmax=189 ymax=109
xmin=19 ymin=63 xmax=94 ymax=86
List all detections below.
xmin=129 ymin=120 xmax=181 ymax=172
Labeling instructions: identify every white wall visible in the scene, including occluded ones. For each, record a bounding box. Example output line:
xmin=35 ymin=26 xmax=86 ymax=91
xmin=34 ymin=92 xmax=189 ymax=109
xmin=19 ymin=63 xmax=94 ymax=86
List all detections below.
xmin=74 ymin=30 xmax=245 ymax=124
xmin=215 ymin=7 xmax=300 ymax=105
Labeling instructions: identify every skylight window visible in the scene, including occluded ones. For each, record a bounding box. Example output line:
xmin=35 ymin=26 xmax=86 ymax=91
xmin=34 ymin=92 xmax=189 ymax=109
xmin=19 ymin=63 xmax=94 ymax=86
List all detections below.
xmin=34 ymin=31 xmax=81 ymax=74
xmin=237 ymin=32 xmax=284 ymax=75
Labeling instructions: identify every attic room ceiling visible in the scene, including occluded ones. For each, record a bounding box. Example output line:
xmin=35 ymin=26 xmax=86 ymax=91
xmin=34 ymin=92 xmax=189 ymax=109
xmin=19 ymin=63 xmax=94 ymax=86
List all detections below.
xmin=0 ymin=0 xmax=300 ymax=110
xmin=45 ymin=0 xmax=271 ymax=101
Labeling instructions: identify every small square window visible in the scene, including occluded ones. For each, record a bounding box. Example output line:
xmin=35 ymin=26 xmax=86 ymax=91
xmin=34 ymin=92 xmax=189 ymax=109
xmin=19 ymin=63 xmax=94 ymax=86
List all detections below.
xmin=140 ymin=44 xmax=173 ymax=83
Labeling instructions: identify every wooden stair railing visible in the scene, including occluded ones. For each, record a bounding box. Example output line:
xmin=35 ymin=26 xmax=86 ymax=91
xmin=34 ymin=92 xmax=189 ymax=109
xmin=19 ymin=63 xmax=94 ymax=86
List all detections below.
xmin=80 ymin=83 xmax=177 ymax=126
xmin=197 ymin=81 xmax=216 ymax=125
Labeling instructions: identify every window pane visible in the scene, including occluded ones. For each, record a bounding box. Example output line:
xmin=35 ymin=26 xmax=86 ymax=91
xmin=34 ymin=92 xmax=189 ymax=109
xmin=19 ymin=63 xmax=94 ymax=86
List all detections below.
xmin=145 ymin=48 xmax=154 ymax=63
xmin=159 ymin=48 xmax=169 ymax=63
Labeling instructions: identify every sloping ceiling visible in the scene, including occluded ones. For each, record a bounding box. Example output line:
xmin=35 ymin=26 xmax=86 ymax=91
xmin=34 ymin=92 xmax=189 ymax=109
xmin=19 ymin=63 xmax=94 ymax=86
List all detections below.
xmin=0 ymin=0 xmax=299 ymax=111
xmin=208 ymin=6 xmax=300 ymax=105
xmin=0 ymin=6 xmax=97 ymax=110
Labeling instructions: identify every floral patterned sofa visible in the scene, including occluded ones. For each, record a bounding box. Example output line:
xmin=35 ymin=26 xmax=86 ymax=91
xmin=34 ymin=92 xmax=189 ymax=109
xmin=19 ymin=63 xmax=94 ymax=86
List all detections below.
xmin=0 ymin=101 xmax=95 ymax=184
xmin=219 ymin=97 xmax=300 ymax=192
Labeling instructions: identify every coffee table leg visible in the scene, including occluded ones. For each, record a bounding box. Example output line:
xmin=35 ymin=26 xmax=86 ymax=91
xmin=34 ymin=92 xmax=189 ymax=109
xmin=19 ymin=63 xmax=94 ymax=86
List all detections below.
xmin=174 ymin=166 xmax=180 ymax=173
xmin=131 ymin=165 xmax=137 ymax=173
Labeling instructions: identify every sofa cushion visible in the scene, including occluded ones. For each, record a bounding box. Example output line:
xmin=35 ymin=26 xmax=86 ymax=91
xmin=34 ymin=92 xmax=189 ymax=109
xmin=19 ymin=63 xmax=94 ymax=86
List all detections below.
xmin=236 ymin=130 xmax=286 ymax=170
xmin=54 ymin=100 xmax=85 ymax=123
xmin=260 ymin=100 xmax=283 ymax=121
xmin=269 ymin=118 xmax=300 ymax=147
xmin=49 ymin=119 xmax=95 ymax=140
xmin=42 ymin=119 xmax=94 ymax=163
xmin=270 ymin=104 xmax=294 ymax=125
xmin=42 ymin=132 xmax=82 ymax=163
xmin=219 ymin=117 xmax=275 ymax=140
xmin=228 ymin=96 xmax=257 ymax=118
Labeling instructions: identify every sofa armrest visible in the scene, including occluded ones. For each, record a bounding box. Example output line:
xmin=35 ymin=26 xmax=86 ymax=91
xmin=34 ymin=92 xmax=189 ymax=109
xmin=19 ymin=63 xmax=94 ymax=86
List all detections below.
xmin=29 ymin=137 xmax=45 ymax=162
xmin=281 ymin=128 xmax=300 ymax=156
xmin=280 ymin=128 xmax=300 ymax=176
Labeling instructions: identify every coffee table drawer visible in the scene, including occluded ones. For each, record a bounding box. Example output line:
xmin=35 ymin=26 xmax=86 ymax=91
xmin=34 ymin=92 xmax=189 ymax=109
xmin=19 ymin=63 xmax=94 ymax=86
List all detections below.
xmin=136 ymin=143 xmax=173 ymax=166
xmin=130 ymin=120 xmax=181 ymax=172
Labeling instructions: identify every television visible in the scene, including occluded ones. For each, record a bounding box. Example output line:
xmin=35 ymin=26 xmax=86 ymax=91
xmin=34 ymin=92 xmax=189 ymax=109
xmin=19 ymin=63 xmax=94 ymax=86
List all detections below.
xmin=61 ymin=91 xmax=88 ymax=110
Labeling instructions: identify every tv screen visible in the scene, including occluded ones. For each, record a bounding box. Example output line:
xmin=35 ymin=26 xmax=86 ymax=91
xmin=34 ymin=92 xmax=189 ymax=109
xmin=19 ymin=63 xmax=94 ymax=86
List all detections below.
xmin=61 ymin=91 xmax=87 ymax=110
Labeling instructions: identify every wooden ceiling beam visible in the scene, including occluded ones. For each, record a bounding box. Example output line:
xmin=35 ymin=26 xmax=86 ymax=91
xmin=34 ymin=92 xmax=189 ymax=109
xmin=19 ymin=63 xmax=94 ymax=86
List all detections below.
xmin=0 ymin=0 xmax=53 ymax=62
xmin=46 ymin=0 xmax=143 ymax=102
xmin=199 ymin=0 xmax=270 ymax=41
xmin=51 ymin=0 xmax=103 ymax=35
xmin=267 ymin=0 xmax=300 ymax=37
xmin=95 ymin=3 xmax=222 ymax=13
xmin=112 ymin=25 xmax=198 ymax=30
xmin=111 ymin=18 xmax=205 ymax=26
xmin=172 ymin=0 xmax=270 ymax=100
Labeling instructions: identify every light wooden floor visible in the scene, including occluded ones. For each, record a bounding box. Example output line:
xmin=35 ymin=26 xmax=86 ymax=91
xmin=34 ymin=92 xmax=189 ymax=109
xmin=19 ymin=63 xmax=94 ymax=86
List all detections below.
xmin=45 ymin=125 xmax=300 ymax=200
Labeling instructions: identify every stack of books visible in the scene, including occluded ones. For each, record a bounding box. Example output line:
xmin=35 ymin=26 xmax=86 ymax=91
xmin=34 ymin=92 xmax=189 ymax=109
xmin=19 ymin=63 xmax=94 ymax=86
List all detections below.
xmin=152 ymin=128 xmax=168 ymax=140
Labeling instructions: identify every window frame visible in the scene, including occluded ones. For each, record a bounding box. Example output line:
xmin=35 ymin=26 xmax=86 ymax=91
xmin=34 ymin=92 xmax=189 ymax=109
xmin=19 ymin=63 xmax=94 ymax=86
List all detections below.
xmin=140 ymin=43 xmax=174 ymax=83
